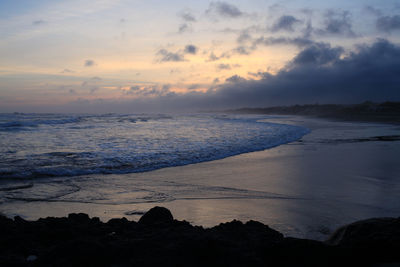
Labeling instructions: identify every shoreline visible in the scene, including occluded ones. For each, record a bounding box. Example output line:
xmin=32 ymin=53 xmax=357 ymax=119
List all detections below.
xmin=1 ymin=116 xmax=400 ymax=241
xmin=0 ymin=113 xmax=309 ymax=180
xmin=1 ymin=206 xmax=399 ymax=266
xmin=225 ymin=102 xmax=400 ymax=125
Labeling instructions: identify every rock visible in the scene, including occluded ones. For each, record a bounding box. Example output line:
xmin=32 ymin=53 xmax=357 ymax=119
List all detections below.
xmin=210 ymin=220 xmax=283 ymax=243
xmin=106 ymin=217 xmax=130 ymax=228
xmin=1 ymin=208 xmax=400 ymax=266
xmin=13 ymin=216 xmax=27 ymax=224
xmin=325 ymin=217 xmax=400 ymax=265
xmin=326 ymin=217 xmax=400 ymax=247
xmin=0 ymin=214 xmax=13 ymax=226
xmin=138 ymin=206 xmax=173 ymax=225
xmin=245 ymin=220 xmax=284 ymax=241
xmin=67 ymin=213 xmax=90 ymax=223
xmin=26 ymin=255 xmax=37 ymax=262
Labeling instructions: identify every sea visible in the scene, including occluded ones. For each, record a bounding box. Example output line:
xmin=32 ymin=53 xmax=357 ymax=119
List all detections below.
xmin=0 ymin=113 xmax=309 ymax=179
xmin=1 ymin=112 xmax=400 ymax=240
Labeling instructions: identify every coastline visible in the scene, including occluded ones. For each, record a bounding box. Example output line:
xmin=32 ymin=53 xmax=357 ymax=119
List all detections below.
xmin=1 ymin=116 xmax=400 ymax=241
xmin=226 ymin=102 xmax=400 ymax=125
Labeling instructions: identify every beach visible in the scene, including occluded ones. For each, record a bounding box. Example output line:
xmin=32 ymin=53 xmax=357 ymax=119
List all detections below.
xmin=1 ymin=115 xmax=399 ymax=241
xmin=3 ymin=1 xmax=400 ymax=265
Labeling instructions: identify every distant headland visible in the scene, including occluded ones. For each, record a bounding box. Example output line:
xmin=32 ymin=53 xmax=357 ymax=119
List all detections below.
xmin=225 ymin=101 xmax=400 ymax=124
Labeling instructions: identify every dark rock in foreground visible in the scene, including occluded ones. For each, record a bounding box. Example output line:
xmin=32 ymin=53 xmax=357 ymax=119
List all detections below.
xmin=1 ymin=207 xmax=399 ymax=266
xmin=138 ymin=206 xmax=173 ymax=225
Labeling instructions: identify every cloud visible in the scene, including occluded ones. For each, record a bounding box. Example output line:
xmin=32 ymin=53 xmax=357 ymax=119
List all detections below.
xmin=302 ymin=20 xmax=314 ymax=39
xmin=232 ymin=46 xmax=252 ymax=55
xmin=317 ymin=10 xmax=356 ymax=37
xmin=364 ymin=6 xmax=382 ymax=16
xmin=177 ymin=10 xmax=196 ymax=33
xmin=32 ymin=20 xmax=46 ymax=25
xmin=128 ymin=85 xmax=141 ymax=92
xmin=216 ymin=63 xmax=241 ymax=71
xmin=253 ymin=36 xmax=315 ymax=48
xmin=247 ymin=71 xmax=269 ymax=79
xmin=36 ymin=40 xmax=400 ymax=113
xmin=81 ymin=76 xmax=101 ymax=88
xmin=207 ymin=52 xmax=220 ymax=62
xmin=84 ymin=60 xmax=96 ymax=67
xmin=237 ymin=31 xmax=252 ymax=43
xmin=207 ymin=39 xmax=400 ymax=107
xmin=290 ymin=42 xmax=343 ymax=66
xmin=184 ymin=44 xmax=198 ymax=54
xmin=61 ymin=69 xmax=74 ymax=73
xmin=270 ymin=15 xmax=301 ymax=32
xmin=210 ymin=45 xmax=255 ymax=60
xmin=124 ymin=84 xmax=172 ymax=97
xmin=138 ymin=39 xmax=400 ymax=111
xmin=225 ymin=75 xmax=246 ymax=83
xmin=156 ymin=49 xmax=185 ymax=62
xmin=187 ymin=84 xmax=201 ymax=90
xmin=90 ymin=87 xmax=99 ymax=94
xmin=217 ymin=63 xmax=231 ymax=70
xmin=156 ymin=45 xmax=197 ymax=62
xmin=179 ymin=10 xmax=196 ymax=22
xmin=300 ymin=8 xmax=314 ymax=16
xmin=170 ymin=68 xmax=181 ymax=74
xmin=206 ymin=2 xmax=244 ymax=18
xmin=268 ymin=3 xmax=284 ymax=13
xmin=376 ymin=15 xmax=400 ymax=33
xmin=178 ymin=23 xmax=192 ymax=33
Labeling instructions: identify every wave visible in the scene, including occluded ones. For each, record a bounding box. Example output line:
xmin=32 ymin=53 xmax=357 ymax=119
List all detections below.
xmin=0 ymin=114 xmax=310 ymax=179
xmin=0 ymin=113 xmax=174 ymax=131
xmin=0 ymin=117 xmax=82 ymax=131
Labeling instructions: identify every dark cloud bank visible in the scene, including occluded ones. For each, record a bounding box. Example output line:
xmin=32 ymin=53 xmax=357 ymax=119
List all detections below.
xmin=206 ymin=39 xmax=400 ymax=108
xmin=64 ymin=39 xmax=400 ymax=113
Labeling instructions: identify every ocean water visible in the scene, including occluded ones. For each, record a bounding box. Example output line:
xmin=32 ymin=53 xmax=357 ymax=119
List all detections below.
xmin=0 ymin=113 xmax=309 ymax=180
xmin=1 ymin=114 xmax=400 ymax=240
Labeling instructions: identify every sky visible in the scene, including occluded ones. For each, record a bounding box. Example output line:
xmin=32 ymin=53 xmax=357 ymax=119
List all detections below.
xmin=0 ymin=0 xmax=400 ymax=113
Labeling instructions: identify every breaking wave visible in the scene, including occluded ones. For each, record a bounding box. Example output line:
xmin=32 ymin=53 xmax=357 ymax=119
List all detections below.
xmin=0 ymin=113 xmax=309 ymax=179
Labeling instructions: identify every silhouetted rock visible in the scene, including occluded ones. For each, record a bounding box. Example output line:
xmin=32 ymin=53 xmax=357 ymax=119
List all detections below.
xmin=327 ymin=217 xmax=400 ymax=246
xmin=138 ymin=206 xmax=174 ymax=225
xmin=0 ymin=207 xmax=399 ymax=266
xmin=68 ymin=213 xmax=90 ymax=223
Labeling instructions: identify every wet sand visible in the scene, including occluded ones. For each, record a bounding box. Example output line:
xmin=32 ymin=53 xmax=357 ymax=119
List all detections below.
xmin=1 ymin=116 xmax=400 ymax=240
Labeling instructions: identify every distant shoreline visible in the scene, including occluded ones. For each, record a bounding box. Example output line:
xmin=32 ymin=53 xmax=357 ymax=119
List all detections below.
xmin=225 ymin=101 xmax=400 ymax=124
